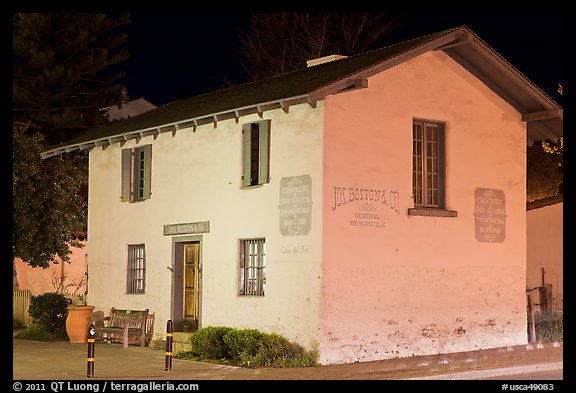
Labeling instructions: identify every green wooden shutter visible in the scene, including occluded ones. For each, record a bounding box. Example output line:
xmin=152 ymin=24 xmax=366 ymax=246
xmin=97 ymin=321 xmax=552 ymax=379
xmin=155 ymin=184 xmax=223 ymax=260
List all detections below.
xmin=121 ymin=148 xmax=132 ymax=202
xmin=258 ymin=120 xmax=271 ymax=184
xmin=142 ymin=144 xmax=152 ymax=200
xmin=242 ymin=124 xmax=252 ymax=187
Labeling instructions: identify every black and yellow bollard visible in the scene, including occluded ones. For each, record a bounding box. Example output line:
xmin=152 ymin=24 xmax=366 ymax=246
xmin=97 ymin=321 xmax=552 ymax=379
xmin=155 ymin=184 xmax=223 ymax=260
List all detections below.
xmin=164 ymin=320 xmax=173 ymax=372
xmin=87 ymin=324 xmax=95 ymax=378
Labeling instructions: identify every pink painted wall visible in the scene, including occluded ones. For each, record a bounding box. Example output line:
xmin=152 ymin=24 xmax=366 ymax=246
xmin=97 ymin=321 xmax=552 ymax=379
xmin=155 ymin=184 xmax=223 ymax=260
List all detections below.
xmin=321 ymin=51 xmax=527 ymax=364
xmin=527 ymin=202 xmax=563 ymax=312
xmin=14 ymin=241 xmax=88 ymax=296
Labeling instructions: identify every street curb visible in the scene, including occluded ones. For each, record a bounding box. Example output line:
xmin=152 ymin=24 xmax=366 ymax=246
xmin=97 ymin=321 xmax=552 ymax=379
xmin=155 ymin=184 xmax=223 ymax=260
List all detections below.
xmin=404 ymin=361 xmax=563 ymax=380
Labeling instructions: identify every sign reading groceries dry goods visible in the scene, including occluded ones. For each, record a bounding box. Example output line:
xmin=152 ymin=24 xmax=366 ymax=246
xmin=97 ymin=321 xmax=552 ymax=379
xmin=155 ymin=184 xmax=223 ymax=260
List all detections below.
xmin=279 ymin=175 xmax=312 ymax=236
xmin=474 ymin=188 xmax=506 ymax=243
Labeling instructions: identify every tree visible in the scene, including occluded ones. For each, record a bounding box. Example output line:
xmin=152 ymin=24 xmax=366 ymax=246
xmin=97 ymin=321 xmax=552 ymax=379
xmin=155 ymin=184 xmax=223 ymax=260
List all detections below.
xmin=13 ymin=124 xmax=86 ymax=268
xmin=235 ymin=13 xmax=406 ymax=82
xmin=527 ymin=82 xmax=564 ymax=201
xmin=12 ymin=13 xmax=131 ymax=269
xmin=541 ymin=83 xmax=564 ymax=161
xmin=527 ymin=141 xmax=563 ymax=202
xmin=13 ymin=13 xmax=131 ymax=145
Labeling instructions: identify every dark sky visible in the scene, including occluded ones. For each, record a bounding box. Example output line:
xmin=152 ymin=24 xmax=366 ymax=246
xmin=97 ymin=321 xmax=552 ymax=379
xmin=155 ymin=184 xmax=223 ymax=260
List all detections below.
xmin=118 ymin=12 xmax=564 ymax=108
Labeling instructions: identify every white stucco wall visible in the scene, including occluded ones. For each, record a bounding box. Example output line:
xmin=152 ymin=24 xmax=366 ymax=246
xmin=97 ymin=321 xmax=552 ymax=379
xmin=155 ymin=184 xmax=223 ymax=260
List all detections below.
xmin=87 ymin=103 xmax=324 ymax=347
xmin=321 ymin=51 xmax=528 ymax=364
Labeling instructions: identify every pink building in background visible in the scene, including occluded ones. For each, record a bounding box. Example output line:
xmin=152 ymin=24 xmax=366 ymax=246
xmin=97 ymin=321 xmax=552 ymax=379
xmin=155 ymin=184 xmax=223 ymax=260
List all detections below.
xmin=526 ymin=199 xmax=563 ymax=313
xmin=14 ymin=241 xmax=88 ymax=296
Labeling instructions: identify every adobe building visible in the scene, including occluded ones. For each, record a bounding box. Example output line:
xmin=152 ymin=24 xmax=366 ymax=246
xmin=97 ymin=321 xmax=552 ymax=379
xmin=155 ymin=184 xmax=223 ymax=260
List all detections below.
xmin=42 ymin=26 xmax=562 ymax=364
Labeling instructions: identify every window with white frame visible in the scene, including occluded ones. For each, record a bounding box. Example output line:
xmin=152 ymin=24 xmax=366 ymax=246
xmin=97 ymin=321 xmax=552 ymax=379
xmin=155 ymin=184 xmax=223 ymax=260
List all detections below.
xmin=127 ymin=244 xmax=146 ymax=294
xmin=121 ymin=144 xmax=152 ymax=202
xmin=238 ymin=238 xmax=266 ymax=296
xmin=412 ymin=119 xmax=446 ymax=208
xmin=242 ymin=120 xmax=271 ymax=187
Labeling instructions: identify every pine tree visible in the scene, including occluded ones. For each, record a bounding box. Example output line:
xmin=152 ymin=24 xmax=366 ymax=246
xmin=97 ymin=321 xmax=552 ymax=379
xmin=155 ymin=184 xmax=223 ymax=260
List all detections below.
xmin=12 ymin=13 xmax=131 ymax=268
xmin=13 ymin=13 xmax=130 ymax=145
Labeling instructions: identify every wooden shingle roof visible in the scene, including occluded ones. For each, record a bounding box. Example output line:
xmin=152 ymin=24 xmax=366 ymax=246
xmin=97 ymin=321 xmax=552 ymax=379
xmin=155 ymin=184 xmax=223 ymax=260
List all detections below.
xmin=42 ymin=26 xmax=562 ymax=158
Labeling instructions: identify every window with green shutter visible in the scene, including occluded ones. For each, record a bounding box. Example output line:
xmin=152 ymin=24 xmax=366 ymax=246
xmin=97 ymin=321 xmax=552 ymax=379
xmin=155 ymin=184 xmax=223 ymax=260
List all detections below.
xmin=121 ymin=144 xmax=152 ymax=202
xmin=242 ymin=120 xmax=270 ymax=187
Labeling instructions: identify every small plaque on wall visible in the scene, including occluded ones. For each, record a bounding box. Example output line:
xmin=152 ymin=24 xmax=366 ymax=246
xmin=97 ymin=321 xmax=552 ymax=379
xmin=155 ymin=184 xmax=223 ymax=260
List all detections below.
xmin=164 ymin=221 xmax=210 ymax=236
xmin=474 ymin=188 xmax=506 ymax=243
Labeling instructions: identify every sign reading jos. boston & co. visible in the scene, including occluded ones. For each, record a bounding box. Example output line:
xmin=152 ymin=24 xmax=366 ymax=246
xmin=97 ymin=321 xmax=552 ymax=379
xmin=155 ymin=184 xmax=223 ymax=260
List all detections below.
xmin=474 ymin=188 xmax=506 ymax=243
xmin=164 ymin=221 xmax=210 ymax=236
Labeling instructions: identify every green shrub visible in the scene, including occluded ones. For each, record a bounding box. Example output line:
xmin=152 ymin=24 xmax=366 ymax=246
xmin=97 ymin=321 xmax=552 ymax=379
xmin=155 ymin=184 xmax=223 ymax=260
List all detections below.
xmin=253 ymin=340 xmax=319 ymax=368
xmin=28 ymin=292 xmax=69 ymax=337
xmin=223 ymin=328 xmax=264 ymax=359
xmin=15 ymin=324 xmax=67 ymax=341
xmin=242 ymin=333 xmax=305 ymax=367
xmin=183 ymin=326 xmax=319 ymax=368
xmin=190 ymin=326 xmax=234 ymax=359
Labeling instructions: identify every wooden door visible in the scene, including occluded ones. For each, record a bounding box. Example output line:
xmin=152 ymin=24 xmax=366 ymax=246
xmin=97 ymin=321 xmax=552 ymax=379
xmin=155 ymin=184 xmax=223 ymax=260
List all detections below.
xmin=183 ymin=243 xmax=200 ymax=322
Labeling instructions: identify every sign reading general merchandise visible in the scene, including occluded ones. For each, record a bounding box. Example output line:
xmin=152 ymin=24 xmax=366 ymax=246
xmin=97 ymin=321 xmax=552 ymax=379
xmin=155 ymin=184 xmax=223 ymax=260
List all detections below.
xmin=279 ymin=175 xmax=312 ymax=236
xmin=474 ymin=188 xmax=506 ymax=243
xmin=164 ymin=221 xmax=210 ymax=236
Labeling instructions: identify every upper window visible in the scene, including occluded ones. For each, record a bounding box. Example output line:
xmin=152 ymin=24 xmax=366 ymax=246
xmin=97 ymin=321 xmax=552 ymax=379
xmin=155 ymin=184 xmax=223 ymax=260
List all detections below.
xmin=238 ymin=238 xmax=266 ymax=296
xmin=242 ymin=120 xmax=271 ymax=187
xmin=121 ymin=145 xmax=152 ymax=202
xmin=127 ymin=244 xmax=146 ymax=294
xmin=412 ymin=120 xmax=446 ymax=209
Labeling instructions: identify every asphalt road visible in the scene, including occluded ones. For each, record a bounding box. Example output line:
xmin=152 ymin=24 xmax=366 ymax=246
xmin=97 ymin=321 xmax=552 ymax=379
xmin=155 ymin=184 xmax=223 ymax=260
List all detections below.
xmin=13 ymin=335 xmax=564 ymax=382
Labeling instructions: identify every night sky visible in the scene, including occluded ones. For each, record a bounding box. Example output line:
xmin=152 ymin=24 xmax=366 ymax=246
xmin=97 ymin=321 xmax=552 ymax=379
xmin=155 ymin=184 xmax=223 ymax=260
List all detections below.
xmin=118 ymin=12 xmax=564 ymax=108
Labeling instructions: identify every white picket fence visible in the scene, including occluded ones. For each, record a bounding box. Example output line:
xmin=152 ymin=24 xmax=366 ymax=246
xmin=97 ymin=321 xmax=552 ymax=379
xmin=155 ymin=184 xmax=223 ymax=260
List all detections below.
xmin=13 ymin=289 xmax=86 ymax=327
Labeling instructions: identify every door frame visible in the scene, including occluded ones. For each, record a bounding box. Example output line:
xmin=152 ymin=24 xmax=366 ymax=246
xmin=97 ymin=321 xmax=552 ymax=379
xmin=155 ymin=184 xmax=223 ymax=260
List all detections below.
xmin=171 ymin=235 xmax=203 ymax=332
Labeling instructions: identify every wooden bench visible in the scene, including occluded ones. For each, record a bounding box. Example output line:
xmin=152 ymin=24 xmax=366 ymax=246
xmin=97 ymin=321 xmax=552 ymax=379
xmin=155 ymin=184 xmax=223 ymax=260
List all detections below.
xmin=91 ymin=308 xmax=150 ymax=348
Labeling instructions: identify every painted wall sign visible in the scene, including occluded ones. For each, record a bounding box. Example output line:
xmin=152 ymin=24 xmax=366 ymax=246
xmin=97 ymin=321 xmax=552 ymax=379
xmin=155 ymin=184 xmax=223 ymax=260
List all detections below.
xmin=331 ymin=186 xmax=399 ymax=229
xmin=163 ymin=221 xmax=210 ymax=236
xmin=474 ymin=188 xmax=506 ymax=242
xmin=281 ymin=245 xmax=310 ymax=255
xmin=279 ymin=175 xmax=312 ymax=236
xmin=349 ymin=202 xmax=386 ymax=228
xmin=332 ymin=186 xmax=399 ymax=214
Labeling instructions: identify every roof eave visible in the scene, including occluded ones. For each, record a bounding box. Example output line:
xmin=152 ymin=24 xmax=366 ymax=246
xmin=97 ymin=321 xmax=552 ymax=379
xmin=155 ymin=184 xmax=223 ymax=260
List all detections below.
xmin=41 ymin=94 xmax=313 ymax=159
xmin=441 ymin=29 xmax=562 ymax=143
xmin=41 ymin=26 xmax=562 ymax=158
xmin=309 ymin=27 xmax=472 ymax=101
xmin=308 ymin=26 xmax=563 ymax=144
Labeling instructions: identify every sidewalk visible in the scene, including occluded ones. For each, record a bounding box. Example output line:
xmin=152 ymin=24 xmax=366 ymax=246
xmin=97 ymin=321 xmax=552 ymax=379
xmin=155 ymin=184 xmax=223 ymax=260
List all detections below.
xmin=13 ymin=334 xmax=562 ymax=381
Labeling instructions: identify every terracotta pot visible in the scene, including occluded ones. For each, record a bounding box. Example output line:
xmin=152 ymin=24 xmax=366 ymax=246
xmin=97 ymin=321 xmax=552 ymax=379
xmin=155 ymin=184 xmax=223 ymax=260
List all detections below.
xmin=66 ymin=305 xmax=95 ymax=343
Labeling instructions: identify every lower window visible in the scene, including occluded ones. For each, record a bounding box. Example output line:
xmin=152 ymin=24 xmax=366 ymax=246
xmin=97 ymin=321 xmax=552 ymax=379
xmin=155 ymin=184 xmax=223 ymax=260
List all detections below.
xmin=239 ymin=238 xmax=266 ymax=296
xmin=127 ymin=244 xmax=146 ymax=294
